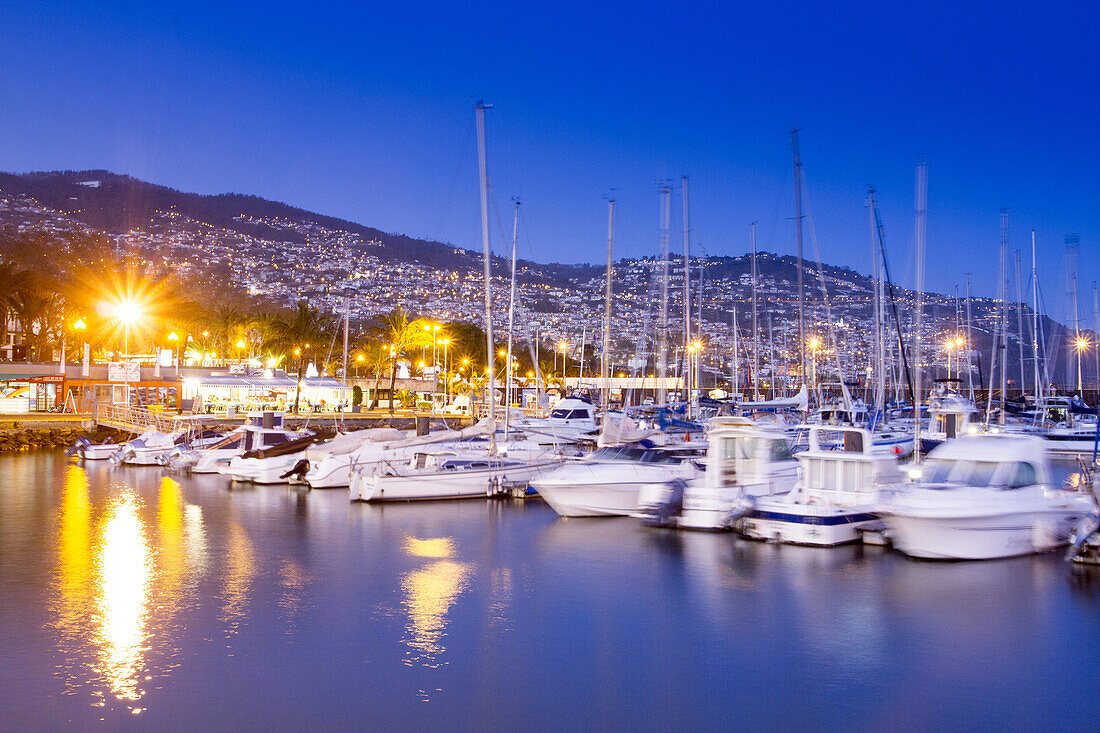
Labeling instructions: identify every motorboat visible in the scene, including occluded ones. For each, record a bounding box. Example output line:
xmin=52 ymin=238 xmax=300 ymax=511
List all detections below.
xmin=636 ymin=417 xmax=798 ymax=530
xmin=517 ymin=397 xmax=599 ymax=446
xmin=739 ymin=425 xmax=905 ymax=546
xmin=920 ymin=390 xmax=983 ymax=453
xmin=292 ymin=427 xmax=407 ymax=488
xmin=221 ymin=432 xmax=328 ymax=484
xmin=346 ymin=419 xmax=565 ymax=500
xmin=353 ymin=447 xmax=563 ymax=502
xmin=115 ymin=427 xmax=223 ymax=466
xmin=165 ymin=411 xmax=310 ymax=473
xmin=70 ymin=436 xmax=122 ymax=461
xmin=878 ymin=434 xmax=1096 ymax=560
xmin=532 ymin=443 xmax=704 ymax=518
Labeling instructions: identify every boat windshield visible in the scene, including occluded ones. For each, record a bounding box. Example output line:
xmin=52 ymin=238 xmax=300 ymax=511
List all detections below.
xmin=921 ymin=459 xmax=1016 ymax=488
xmin=589 ymin=446 xmax=682 ymax=463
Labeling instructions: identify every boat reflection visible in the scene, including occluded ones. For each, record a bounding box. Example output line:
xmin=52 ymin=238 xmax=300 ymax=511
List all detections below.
xmin=400 ymin=535 xmax=472 ymax=668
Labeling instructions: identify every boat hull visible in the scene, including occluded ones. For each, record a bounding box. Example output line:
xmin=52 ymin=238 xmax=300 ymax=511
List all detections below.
xmin=355 ymin=460 xmax=559 ymax=502
xmin=882 ymin=508 xmax=1089 ymax=560
xmin=740 ymin=504 xmax=879 ymax=546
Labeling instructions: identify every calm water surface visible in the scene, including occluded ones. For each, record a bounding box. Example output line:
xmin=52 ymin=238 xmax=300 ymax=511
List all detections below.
xmin=3 ymin=451 xmax=1100 ymax=730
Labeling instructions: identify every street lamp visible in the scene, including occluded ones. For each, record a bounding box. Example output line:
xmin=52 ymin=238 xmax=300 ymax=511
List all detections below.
xmin=112 ymin=300 xmax=143 ymax=357
xmin=807 ymin=336 xmax=821 ymax=390
xmin=440 ymin=338 xmax=451 ymax=400
xmin=557 ymin=340 xmax=569 ymax=379
xmin=1076 ymin=337 xmax=1089 ymax=393
xmin=168 ymin=331 xmax=180 ymax=378
xmin=236 ymin=338 xmax=246 ymax=364
xmin=356 ymin=353 xmax=364 ymax=377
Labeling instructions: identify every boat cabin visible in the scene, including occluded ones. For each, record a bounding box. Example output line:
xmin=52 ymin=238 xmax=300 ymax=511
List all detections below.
xmin=705 ymin=417 xmax=794 ymax=488
xmin=549 ymin=398 xmax=597 ymax=429
xmin=795 ymin=426 xmax=903 ymax=504
xmin=925 ymin=394 xmax=982 ymax=440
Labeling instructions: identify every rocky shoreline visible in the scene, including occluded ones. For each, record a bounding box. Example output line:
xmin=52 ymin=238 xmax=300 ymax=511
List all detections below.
xmin=0 ymin=426 xmax=127 ymax=453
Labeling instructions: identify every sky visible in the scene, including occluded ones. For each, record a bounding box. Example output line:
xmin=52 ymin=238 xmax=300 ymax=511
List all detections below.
xmin=1 ymin=0 xmax=1097 ymax=322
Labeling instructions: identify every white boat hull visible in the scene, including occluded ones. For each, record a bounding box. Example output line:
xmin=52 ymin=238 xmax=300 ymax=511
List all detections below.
xmin=222 ymin=454 xmax=303 ymax=484
xmin=79 ymin=444 xmax=120 ymax=460
xmin=355 ymin=460 xmax=559 ymax=502
xmin=882 ymin=507 xmax=1089 ymax=560
xmin=740 ymin=503 xmax=880 ymax=546
xmin=534 ymin=462 xmax=698 ymax=518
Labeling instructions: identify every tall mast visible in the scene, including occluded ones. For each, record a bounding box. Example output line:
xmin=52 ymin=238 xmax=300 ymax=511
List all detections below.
xmin=732 ymin=306 xmax=739 ymax=396
xmin=504 ymin=200 xmax=520 ymax=436
xmin=965 ymin=273 xmax=975 ymax=401
xmin=475 ymin=101 xmax=496 ymax=431
xmin=751 ymin=222 xmax=760 ymax=400
xmin=999 ymin=212 xmax=1009 ymax=422
xmin=868 ymin=189 xmax=885 ymax=416
xmin=1013 ymin=249 xmax=1026 ymax=396
xmin=1093 ymin=281 xmax=1099 ymax=395
xmin=913 ymin=163 xmax=927 ymax=460
xmin=657 ymin=186 xmax=671 ymax=407
xmin=791 ymin=130 xmax=808 ymax=396
xmin=602 ymin=199 xmax=616 ymax=414
xmin=681 ymin=177 xmax=692 ymax=415
xmin=1030 ymin=233 xmax=1042 ymax=404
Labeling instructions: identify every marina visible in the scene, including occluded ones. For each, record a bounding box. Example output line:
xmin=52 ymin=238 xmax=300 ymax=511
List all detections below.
xmin=4 ymin=450 xmax=1100 ymax=729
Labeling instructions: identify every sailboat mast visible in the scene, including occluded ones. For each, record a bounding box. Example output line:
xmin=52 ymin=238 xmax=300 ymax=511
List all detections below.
xmin=657 ymin=186 xmax=671 ymax=407
xmin=1030 ymin=234 xmax=1042 ymax=403
xmin=504 ymin=200 xmax=520 ymax=435
xmin=602 ymin=199 xmax=616 ymax=413
xmin=751 ymin=222 xmax=760 ymax=400
xmin=1013 ymin=249 xmax=1026 ymax=396
xmin=732 ymin=306 xmax=739 ymax=397
xmin=681 ymin=177 xmax=691 ymax=415
xmin=966 ymin=273 xmax=975 ymax=402
xmin=791 ymin=130 xmax=808 ymax=397
xmin=913 ymin=162 xmax=927 ymax=460
xmin=475 ymin=101 xmax=496 ymax=429
xmin=868 ymin=189 xmax=885 ymax=416
xmin=999 ymin=213 xmax=1009 ymax=422
xmin=1093 ymin=281 xmax=1099 ymax=395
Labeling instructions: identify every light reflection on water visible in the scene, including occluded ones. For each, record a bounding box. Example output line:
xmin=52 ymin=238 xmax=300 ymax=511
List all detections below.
xmin=400 ymin=535 xmax=472 ymax=669
xmin=4 ymin=453 xmax=1100 ymax=729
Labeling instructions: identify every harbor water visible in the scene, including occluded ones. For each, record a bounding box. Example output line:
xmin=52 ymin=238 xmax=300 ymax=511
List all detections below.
xmin=3 ymin=451 xmax=1100 ymax=730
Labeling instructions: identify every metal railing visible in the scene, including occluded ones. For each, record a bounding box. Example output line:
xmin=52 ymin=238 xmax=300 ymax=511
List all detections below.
xmin=92 ymin=402 xmax=196 ymax=436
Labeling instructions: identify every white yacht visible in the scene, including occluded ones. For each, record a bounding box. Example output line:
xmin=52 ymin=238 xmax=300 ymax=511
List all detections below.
xmin=532 ymin=443 xmax=704 ymax=518
xmin=636 ymin=417 xmax=798 ymax=530
xmin=518 ymin=397 xmax=599 ymax=446
xmin=920 ymin=391 xmax=983 ymax=453
xmin=296 ymin=427 xmax=408 ymax=488
xmin=878 ymin=435 xmax=1096 ymax=560
xmin=739 ymin=425 xmax=905 ymax=546
xmin=115 ymin=427 xmax=213 ymax=466
xmin=221 ymin=433 xmax=327 ymax=484
xmin=353 ymin=447 xmax=562 ymax=502
xmin=164 ymin=411 xmax=309 ymax=473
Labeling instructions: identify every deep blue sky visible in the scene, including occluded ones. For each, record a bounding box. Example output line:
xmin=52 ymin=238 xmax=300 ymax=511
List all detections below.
xmin=1 ymin=1 xmax=1097 ymax=321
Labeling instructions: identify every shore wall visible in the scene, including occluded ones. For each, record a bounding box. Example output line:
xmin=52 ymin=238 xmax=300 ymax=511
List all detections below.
xmin=0 ymin=424 xmax=127 ymax=452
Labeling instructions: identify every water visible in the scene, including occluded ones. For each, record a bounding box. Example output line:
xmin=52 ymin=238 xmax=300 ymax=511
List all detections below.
xmin=3 ymin=452 xmax=1100 ymax=730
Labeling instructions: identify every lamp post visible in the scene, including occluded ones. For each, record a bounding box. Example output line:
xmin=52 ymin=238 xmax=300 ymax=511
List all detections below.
xmin=807 ymin=336 xmax=821 ymax=391
xmin=558 ymin=340 xmax=568 ymax=382
xmin=168 ymin=331 xmax=180 ymax=378
xmin=236 ymin=339 xmax=246 ymax=364
xmin=440 ymin=338 xmax=450 ymax=400
xmin=356 ymin=353 xmax=364 ymax=378
xmin=1076 ymin=337 xmax=1089 ymax=393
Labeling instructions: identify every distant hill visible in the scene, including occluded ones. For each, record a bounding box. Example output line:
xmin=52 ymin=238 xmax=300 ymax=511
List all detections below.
xmin=0 ymin=169 xmax=596 ymax=282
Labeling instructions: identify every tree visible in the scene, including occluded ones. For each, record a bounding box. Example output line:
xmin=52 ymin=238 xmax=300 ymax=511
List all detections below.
xmin=368 ymin=308 xmax=431 ymax=415
xmin=0 ymin=261 xmax=33 ymax=359
xmin=265 ymin=301 xmax=331 ymax=413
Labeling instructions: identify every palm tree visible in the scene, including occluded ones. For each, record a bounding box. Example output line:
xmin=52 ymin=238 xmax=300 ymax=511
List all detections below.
xmin=369 ymin=308 xmax=432 ymax=415
xmin=265 ymin=301 xmax=331 ymax=413
xmin=0 ymin=261 xmax=33 ymax=360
